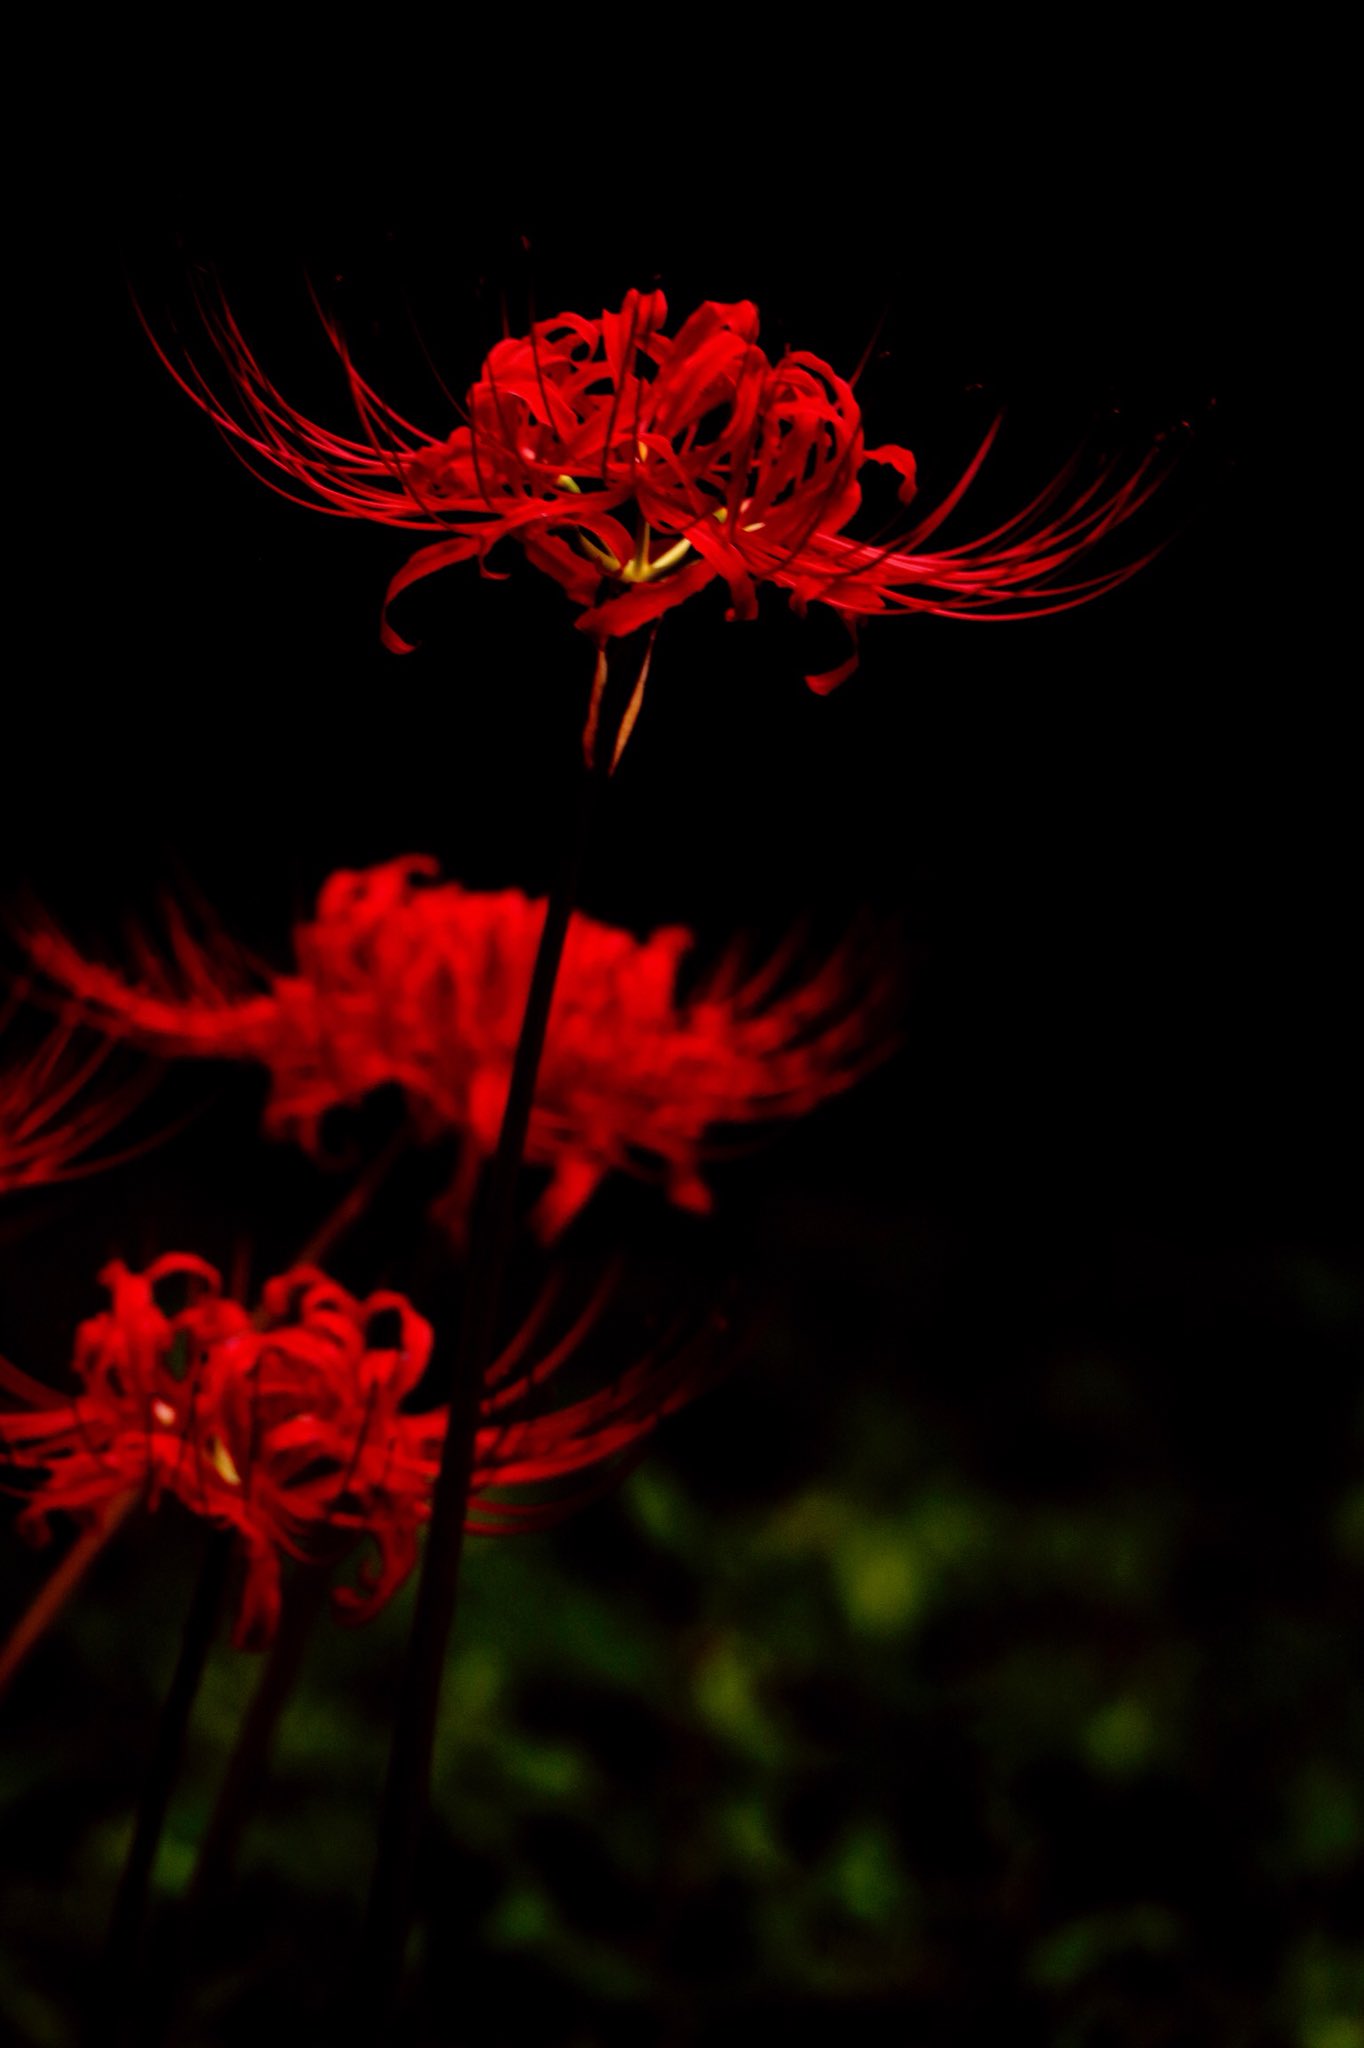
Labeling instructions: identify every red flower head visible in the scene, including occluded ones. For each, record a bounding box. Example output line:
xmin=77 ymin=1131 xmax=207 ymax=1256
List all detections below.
xmin=0 ymin=1257 xmax=713 ymax=1647
xmin=152 ymin=283 xmax=1167 ymax=694
xmin=0 ymin=1255 xmax=437 ymax=1645
xmin=25 ymin=860 xmax=899 ymax=1239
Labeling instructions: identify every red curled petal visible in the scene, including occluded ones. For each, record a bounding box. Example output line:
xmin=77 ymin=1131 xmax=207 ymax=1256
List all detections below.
xmin=864 ymin=441 xmax=918 ymax=504
xmin=804 ymin=642 xmax=861 ymax=695
xmin=574 ymin=557 xmax=718 ymax=642
xmin=380 ymin=535 xmax=488 ymax=651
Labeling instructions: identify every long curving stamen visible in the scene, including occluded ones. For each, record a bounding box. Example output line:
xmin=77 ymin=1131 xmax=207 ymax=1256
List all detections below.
xmin=599 ymin=291 xmax=641 ymax=483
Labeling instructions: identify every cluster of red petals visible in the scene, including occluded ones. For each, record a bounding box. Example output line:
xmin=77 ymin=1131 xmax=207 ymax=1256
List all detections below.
xmin=0 ymin=1011 xmax=145 ymax=1197
xmin=0 ymin=1257 xmax=707 ymax=1645
xmin=0 ymin=1257 xmax=436 ymax=1644
xmin=159 ymin=285 xmax=1166 ymax=688
xmin=25 ymin=861 xmax=898 ymax=1239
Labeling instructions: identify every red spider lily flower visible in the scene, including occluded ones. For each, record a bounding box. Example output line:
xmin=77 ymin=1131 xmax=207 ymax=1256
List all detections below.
xmin=0 ymin=1257 xmax=713 ymax=1649
xmin=0 ymin=1255 xmax=437 ymax=1646
xmin=23 ymin=860 xmax=900 ymax=1240
xmin=150 ymin=282 xmax=1168 ymax=693
xmin=0 ymin=1006 xmax=150 ymax=1196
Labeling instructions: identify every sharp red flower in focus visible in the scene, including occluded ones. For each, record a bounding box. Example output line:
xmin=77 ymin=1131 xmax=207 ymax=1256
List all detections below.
xmin=0 ymin=1257 xmax=710 ymax=1647
xmin=24 ymin=860 xmax=900 ymax=1239
xmin=0 ymin=1007 xmax=148 ymax=1197
xmin=151 ymin=282 xmax=1169 ymax=692
xmin=0 ymin=1256 xmax=436 ymax=1646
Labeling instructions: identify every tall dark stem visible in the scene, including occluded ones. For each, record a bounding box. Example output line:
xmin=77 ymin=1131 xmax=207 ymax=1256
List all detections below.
xmin=352 ymin=754 xmax=603 ymax=2038
xmin=96 ymin=1525 xmax=232 ymax=2048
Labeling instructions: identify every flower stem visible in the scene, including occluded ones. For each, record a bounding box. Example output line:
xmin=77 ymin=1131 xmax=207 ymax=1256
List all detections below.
xmin=193 ymin=1563 xmax=330 ymax=1913
xmin=136 ymin=1562 xmax=332 ymax=2048
xmin=352 ymin=753 xmax=604 ymax=2039
xmin=97 ymin=1524 xmax=232 ymax=2048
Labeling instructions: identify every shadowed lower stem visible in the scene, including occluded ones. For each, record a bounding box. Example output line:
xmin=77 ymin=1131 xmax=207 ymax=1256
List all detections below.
xmin=136 ymin=1562 xmax=332 ymax=2048
xmin=187 ymin=1563 xmax=331 ymax=1915
xmin=97 ymin=1524 xmax=232 ymax=2048
xmin=352 ymin=751 xmax=604 ymax=2038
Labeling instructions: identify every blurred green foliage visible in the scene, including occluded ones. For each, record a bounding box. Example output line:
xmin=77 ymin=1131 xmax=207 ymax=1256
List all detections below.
xmin=2 ymin=1187 xmax=1362 ymax=2046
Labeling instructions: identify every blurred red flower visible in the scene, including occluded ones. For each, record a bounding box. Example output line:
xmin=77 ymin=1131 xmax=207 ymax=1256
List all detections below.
xmin=24 ymin=860 xmax=899 ymax=1238
xmin=0 ymin=1256 xmax=708 ymax=1647
xmin=152 ymin=284 xmax=1167 ymax=690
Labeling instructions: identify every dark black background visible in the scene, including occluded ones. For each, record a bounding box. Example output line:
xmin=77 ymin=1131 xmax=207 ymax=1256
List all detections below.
xmin=12 ymin=50 xmax=1344 ymax=1244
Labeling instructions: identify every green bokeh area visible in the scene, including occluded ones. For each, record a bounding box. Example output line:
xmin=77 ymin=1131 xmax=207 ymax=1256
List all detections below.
xmin=2 ymin=1185 xmax=1362 ymax=2047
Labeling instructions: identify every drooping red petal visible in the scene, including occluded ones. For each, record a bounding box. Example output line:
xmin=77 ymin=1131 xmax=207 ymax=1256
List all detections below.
xmin=864 ymin=441 xmax=918 ymax=503
xmin=573 ymin=556 xmax=718 ymax=643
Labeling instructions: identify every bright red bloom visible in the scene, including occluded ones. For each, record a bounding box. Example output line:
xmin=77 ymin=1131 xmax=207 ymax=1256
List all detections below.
xmin=25 ymin=860 xmax=899 ymax=1238
xmin=153 ymin=284 xmax=1167 ymax=689
xmin=0 ymin=1008 xmax=147 ymax=1196
xmin=0 ymin=1256 xmax=437 ymax=1645
xmin=0 ymin=1257 xmax=707 ymax=1646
